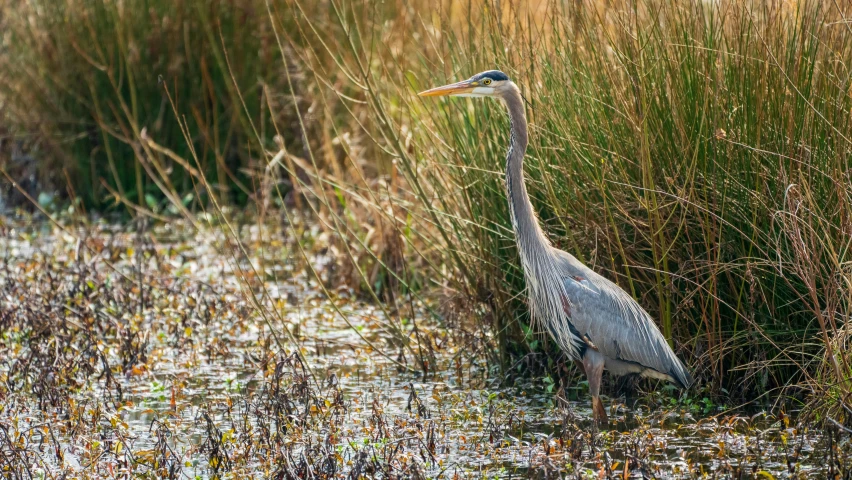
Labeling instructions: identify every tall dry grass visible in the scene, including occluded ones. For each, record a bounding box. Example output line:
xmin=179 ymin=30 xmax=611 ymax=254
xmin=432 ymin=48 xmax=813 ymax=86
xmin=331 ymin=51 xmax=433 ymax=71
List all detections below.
xmin=0 ymin=0 xmax=311 ymax=209
xmin=280 ymin=0 xmax=852 ymax=416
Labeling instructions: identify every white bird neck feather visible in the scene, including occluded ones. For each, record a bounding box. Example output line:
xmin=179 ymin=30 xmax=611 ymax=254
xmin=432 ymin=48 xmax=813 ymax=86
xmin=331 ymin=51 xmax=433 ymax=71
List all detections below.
xmin=500 ymin=83 xmax=583 ymax=357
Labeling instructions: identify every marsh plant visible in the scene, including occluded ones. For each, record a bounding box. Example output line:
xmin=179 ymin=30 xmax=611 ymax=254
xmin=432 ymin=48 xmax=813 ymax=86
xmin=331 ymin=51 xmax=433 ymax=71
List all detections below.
xmin=275 ymin=0 xmax=852 ymax=419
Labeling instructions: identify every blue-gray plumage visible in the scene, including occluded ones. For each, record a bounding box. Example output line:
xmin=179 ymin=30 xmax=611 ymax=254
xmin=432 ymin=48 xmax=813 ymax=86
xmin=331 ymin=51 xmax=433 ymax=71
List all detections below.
xmin=420 ymin=70 xmax=693 ymax=422
xmin=555 ymin=251 xmax=692 ymax=389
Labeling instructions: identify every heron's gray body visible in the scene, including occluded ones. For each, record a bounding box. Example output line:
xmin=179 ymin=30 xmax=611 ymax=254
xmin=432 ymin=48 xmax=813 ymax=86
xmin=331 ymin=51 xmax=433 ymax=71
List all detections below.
xmin=419 ymin=70 xmax=692 ymax=421
xmin=500 ymin=78 xmax=692 ymax=391
xmin=555 ymin=251 xmax=692 ymax=387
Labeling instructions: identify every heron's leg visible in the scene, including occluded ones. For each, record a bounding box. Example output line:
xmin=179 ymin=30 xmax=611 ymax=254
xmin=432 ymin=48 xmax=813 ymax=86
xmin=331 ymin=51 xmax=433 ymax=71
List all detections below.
xmin=582 ymin=350 xmax=608 ymax=423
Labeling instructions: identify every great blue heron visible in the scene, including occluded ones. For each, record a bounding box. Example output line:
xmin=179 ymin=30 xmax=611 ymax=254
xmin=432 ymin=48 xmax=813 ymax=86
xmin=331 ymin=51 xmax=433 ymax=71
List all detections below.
xmin=419 ymin=70 xmax=692 ymax=422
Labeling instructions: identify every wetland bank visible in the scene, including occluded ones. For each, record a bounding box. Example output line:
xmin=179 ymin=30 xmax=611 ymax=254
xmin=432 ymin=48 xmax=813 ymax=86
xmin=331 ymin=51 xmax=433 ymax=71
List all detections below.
xmin=0 ymin=217 xmax=850 ymax=478
xmin=2 ymin=0 xmax=852 ymax=477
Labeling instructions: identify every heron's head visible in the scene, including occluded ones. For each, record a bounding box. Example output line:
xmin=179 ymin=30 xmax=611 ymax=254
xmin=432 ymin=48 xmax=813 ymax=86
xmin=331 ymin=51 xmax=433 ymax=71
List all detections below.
xmin=418 ymin=70 xmax=512 ymax=99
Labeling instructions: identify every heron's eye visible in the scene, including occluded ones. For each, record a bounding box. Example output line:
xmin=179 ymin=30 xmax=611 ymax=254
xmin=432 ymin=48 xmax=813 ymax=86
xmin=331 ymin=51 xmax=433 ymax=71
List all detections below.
xmin=483 ymin=78 xmax=493 ymax=86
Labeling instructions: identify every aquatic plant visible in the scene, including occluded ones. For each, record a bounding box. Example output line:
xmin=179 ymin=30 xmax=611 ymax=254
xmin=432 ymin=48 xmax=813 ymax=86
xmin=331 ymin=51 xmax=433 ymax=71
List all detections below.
xmin=0 ymin=0 xmax=303 ymax=208
xmin=0 ymin=211 xmax=850 ymax=477
xmin=277 ymin=0 xmax=852 ymax=418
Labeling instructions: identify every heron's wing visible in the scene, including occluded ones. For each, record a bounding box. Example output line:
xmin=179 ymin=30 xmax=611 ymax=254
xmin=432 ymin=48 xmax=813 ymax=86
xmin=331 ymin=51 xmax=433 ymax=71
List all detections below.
xmin=554 ymin=250 xmax=692 ymax=388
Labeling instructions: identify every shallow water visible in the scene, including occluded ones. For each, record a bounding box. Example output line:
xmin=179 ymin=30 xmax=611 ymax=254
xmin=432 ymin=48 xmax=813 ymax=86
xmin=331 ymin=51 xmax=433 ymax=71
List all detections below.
xmin=0 ymin=219 xmax=849 ymax=479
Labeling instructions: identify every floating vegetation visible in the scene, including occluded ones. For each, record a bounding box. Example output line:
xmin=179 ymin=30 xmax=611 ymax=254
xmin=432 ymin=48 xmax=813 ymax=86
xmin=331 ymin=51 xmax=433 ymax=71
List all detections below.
xmin=0 ymin=217 xmax=848 ymax=478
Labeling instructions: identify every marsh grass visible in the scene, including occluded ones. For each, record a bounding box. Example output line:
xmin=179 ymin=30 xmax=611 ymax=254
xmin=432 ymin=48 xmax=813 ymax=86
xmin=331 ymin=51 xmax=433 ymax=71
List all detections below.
xmin=282 ymin=0 xmax=852 ymax=416
xmin=1 ymin=0 xmax=851 ymax=419
xmin=0 ymin=0 xmax=305 ymax=208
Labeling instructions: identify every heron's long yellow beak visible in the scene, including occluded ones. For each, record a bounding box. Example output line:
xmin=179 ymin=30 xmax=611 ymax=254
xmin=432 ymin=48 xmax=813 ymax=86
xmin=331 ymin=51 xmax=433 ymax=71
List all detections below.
xmin=418 ymin=80 xmax=475 ymax=97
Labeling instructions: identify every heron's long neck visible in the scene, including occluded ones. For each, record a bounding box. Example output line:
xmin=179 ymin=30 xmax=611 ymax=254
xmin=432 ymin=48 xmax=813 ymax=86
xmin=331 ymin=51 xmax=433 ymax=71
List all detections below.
xmin=503 ymin=85 xmax=576 ymax=352
xmin=503 ymin=86 xmax=551 ymax=258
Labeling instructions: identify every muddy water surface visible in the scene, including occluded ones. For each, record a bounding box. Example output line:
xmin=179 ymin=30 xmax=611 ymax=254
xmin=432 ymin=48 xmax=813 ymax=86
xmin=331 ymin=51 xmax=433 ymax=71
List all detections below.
xmin=0 ymin=220 xmax=848 ymax=478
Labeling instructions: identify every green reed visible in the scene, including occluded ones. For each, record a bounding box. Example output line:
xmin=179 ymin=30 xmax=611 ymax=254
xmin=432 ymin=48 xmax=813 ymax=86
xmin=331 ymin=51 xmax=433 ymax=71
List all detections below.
xmin=288 ymin=0 xmax=852 ymax=413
